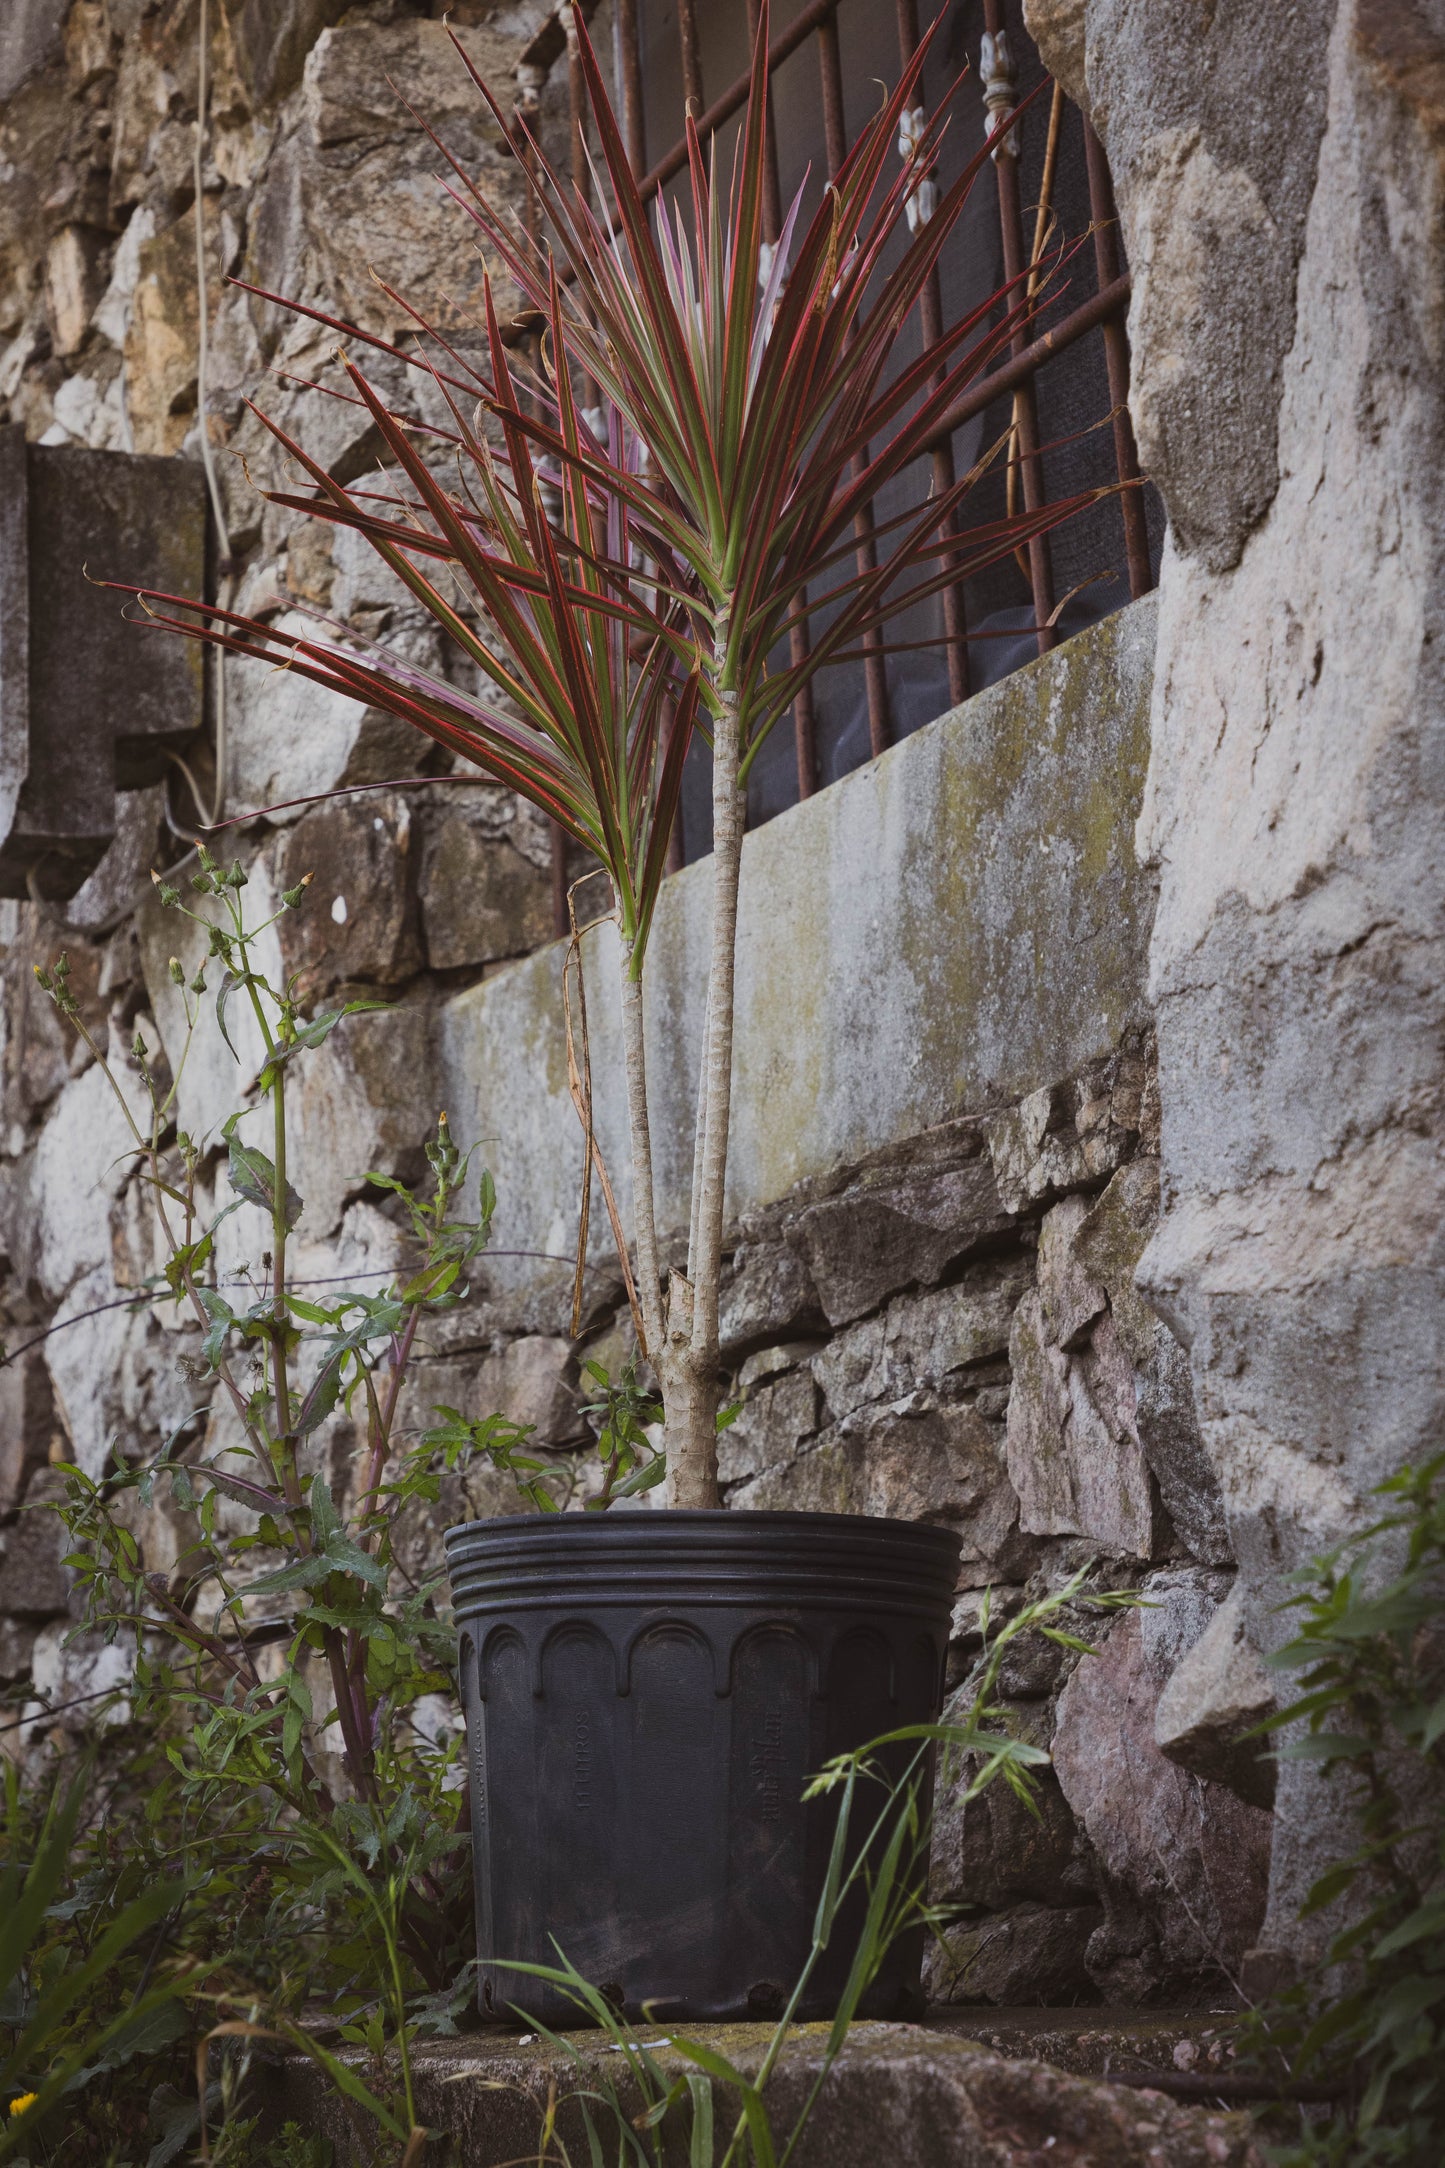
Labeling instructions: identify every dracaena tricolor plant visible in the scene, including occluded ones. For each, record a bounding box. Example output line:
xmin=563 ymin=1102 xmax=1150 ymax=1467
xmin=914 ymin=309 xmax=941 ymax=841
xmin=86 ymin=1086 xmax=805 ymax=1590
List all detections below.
xmin=128 ymin=3 xmax=1103 ymax=1506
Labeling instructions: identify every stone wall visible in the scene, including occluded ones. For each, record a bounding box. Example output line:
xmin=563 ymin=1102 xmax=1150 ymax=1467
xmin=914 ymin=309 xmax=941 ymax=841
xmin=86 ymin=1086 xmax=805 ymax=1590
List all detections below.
xmin=0 ymin=0 xmax=1278 ymax=2013
xmin=1023 ymin=0 xmax=1445 ymax=1981
xmin=0 ymin=0 xmax=587 ymax=1788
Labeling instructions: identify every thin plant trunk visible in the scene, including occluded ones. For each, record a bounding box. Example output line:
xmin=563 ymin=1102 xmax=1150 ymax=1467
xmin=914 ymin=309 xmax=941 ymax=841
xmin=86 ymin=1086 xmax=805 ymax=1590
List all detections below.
xmin=615 ymin=629 xmax=747 ymax=1510
xmin=618 ymin=934 xmax=667 ymax=1367
xmin=617 ymin=929 xmax=717 ymax=1505
xmin=671 ymin=667 xmax=745 ymax=1507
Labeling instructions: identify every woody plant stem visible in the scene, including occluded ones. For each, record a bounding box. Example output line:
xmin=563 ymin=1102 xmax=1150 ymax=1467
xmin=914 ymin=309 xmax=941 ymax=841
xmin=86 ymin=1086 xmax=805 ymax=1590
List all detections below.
xmin=619 ymin=617 xmax=745 ymax=1510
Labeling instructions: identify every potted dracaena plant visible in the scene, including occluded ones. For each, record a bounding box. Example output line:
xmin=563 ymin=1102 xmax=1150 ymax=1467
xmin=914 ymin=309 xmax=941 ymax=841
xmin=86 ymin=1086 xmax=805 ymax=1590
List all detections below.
xmin=125 ymin=3 xmax=1104 ymax=2021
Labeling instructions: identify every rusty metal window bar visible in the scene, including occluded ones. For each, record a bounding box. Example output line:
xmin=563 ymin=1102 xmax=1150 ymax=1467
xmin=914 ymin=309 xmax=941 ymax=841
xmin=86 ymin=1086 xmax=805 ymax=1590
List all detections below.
xmin=524 ymin=0 xmax=1160 ymax=889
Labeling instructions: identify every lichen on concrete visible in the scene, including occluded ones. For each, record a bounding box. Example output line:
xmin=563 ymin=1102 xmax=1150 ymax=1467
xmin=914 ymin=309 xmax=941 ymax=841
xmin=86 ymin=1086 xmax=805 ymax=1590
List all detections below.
xmin=438 ymin=598 xmax=1158 ymax=1311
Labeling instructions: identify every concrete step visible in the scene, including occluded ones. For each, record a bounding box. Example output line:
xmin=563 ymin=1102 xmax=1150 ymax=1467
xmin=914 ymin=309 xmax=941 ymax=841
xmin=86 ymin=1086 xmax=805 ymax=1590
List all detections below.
xmin=256 ymin=2009 xmax=1262 ymax=2165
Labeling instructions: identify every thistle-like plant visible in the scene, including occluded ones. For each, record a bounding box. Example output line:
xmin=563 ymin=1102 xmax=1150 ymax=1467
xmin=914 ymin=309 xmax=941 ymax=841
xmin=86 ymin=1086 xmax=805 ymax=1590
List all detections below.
xmin=126 ymin=3 xmax=1106 ymax=1504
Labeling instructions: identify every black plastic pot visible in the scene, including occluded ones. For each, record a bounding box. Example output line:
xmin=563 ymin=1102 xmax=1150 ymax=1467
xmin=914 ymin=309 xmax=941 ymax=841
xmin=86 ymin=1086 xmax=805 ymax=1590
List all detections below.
xmin=445 ymin=1509 xmax=960 ymax=2025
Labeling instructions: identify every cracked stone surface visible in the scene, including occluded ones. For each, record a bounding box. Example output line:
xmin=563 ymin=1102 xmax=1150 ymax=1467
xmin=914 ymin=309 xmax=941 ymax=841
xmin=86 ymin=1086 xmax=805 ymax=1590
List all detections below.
xmin=257 ymin=2022 xmax=1265 ymax=2167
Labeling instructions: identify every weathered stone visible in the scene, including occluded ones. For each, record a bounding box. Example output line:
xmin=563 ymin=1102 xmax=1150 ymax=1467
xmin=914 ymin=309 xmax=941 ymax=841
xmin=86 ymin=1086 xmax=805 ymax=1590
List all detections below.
xmin=931 ymin=1697 xmax=1086 ymax=1915
xmin=984 ymin=1085 xmax=1090 ymax=1215
xmin=417 ymin=786 xmax=553 ymax=972
xmin=301 ymin=19 xmax=517 ymax=155
xmin=0 ymin=1470 xmax=70 ymax=1617
xmin=0 ymin=1351 xmax=55 ymax=1514
xmin=43 ymin=223 xmax=108 ymax=358
xmin=718 ymin=1367 xmax=818 ymax=1484
xmin=222 ymin=0 xmax=350 ymax=109
xmin=0 ymin=1617 xmax=38 ymax=1682
xmin=733 ymin=1392 xmax=1022 ymax=1567
xmin=282 ymin=520 xmax=336 ymax=609
xmin=1021 ymin=0 xmax=1445 ymax=1983
xmin=1005 ymin=1293 xmax=1154 ymax=1557
xmin=32 ymin=365 xmax=120 ymax=478
xmin=1133 ymin=1327 xmax=1230 ymax=1565
xmin=63 ymin=3 xmax=115 ymax=96
xmin=1000 ymin=1625 xmax=1078 ymax=1706
xmin=812 ymin=1260 xmax=1028 ymax=1422
xmin=1051 ymin=1594 xmax=1272 ymax=1998
xmin=1037 ymin=1196 xmax=1106 ymax=1349
xmin=259 ymin=2023 xmax=1268 ymax=2168
xmin=59 ymin=786 xmax=163 ymax=934
xmin=40 ymin=1266 xmax=128 ymax=1482
xmin=107 ymin=29 xmax=183 ymax=217
xmin=987 ymin=1045 xmax=1158 ymax=1207
xmin=1072 ymin=1160 xmax=1159 ymax=1357
xmin=1137 ymin=1567 xmax=1235 ymax=1675
xmin=223 ymin=611 xmax=369 ymax=823
xmin=17 ymin=1049 xmax=147 ymax=1300
xmin=268 ymin=792 xmax=422 ymax=1000
xmin=789 ymin=1162 xmax=1012 ymax=1328
xmin=0 ymin=0 xmax=68 ymax=104
xmin=285 ymin=1005 xmax=435 ymax=1238
xmin=1155 ymin=1582 xmax=1277 ymax=1810
xmin=984 ymin=1088 xmax=1052 ymax=1212
xmin=1006 ymin=1172 xmax=1196 ymax=1560
xmin=924 ymin=1903 xmax=1103 ymax=2008
xmin=936 ymin=2009 xmax=1245 ymax=2080
xmin=29 ymin=1618 xmax=133 ymax=1729
xmin=238 ymin=19 xmax=529 ymax=349
xmin=810 ymin=1310 xmax=887 ymax=1421
xmin=43 ymin=1260 xmax=199 ymax=1483
xmin=1073 ymin=1161 xmax=1229 ymax=1562
xmin=124 ymin=208 xmax=210 ymax=456
xmin=887 ymin=1261 xmax=1031 ymax=1386
xmin=1021 ymin=0 xmax=1086 ymax=106
xmin=946 ymin=1584 xmax=1025 ymax=1664
xmin=1002 ymin=1289 xmax=1072 ymax=1526
xmin=735 ymin=1341 xmax=819 ymax=1393
xmin=136 ymin=876 xmax=286 ymax=1146
xmin=0 ymin=933 xmax=61 ymax=1146
xmin=1068 ymin=1316 xmax=1157 ymax=1556
xmin=414 ymin=1257 xmax=581 ymax=1354
xmin=0 ymin=921 xmax=80 ymax=1132
xmin=717 ymin=1239 xmax=824 ymax=1357
xmin=472 ymin=1335 xmax=583 ymax=1449
xmin=1031 ymin=0 xmax=1335 ymax=571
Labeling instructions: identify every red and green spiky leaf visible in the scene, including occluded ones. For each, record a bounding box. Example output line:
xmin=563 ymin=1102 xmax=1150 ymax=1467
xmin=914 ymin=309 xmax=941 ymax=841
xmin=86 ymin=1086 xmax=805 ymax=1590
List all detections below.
xmin=121 ymin=0 xmax=1113 ymax=968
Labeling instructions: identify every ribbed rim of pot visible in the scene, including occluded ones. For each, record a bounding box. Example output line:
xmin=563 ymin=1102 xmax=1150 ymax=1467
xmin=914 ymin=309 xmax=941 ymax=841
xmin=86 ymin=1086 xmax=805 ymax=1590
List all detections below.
xmin=444 ymin=1508 xmax=961 ymax=1619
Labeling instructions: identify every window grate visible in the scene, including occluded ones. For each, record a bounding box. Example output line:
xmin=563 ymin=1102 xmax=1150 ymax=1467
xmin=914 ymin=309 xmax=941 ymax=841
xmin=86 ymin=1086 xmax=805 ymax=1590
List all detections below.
xmin=519 ymin=0 xmax=1160 ymax=909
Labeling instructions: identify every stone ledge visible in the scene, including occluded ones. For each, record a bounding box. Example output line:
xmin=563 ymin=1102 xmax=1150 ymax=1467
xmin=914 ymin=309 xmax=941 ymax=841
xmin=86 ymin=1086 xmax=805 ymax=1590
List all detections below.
xmin=257 ymin=2010 xmax=1261 ymax=2166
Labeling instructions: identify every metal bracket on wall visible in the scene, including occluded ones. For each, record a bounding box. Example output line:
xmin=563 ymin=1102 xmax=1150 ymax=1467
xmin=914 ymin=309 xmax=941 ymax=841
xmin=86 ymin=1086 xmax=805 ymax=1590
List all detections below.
xmin=0 ymin=424 xmax=207 ymax=902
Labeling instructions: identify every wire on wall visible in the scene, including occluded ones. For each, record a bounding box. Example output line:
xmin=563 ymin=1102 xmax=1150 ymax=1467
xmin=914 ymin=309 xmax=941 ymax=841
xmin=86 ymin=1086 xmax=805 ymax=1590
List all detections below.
xmin=190 ymin=0 xmax=234 ymax=836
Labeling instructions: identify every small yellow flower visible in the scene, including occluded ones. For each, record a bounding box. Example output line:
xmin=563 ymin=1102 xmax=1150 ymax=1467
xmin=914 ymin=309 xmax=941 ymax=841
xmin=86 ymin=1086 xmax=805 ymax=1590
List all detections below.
xmin=8 ymin=2093 xmax=38 ymax=2118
